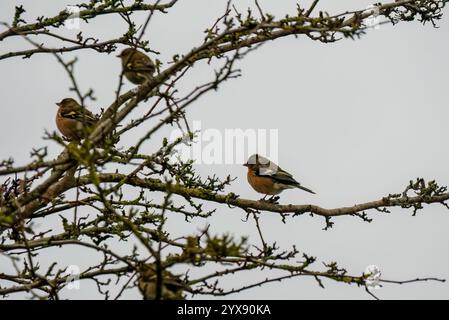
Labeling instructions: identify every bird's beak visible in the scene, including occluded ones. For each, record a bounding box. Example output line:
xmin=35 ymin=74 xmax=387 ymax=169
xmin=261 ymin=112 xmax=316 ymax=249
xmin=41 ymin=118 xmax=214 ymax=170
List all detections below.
xmin=243 ymin=163 xmax=249 ymax=167
xmin=116 ymin=54 xmax=121 ymax=58
xmin=55 ymin=102 xmax=61 ymax=107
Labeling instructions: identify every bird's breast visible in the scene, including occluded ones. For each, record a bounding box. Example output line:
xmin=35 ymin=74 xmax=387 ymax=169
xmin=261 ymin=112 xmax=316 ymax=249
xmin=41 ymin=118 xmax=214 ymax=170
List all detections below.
xmin=247 ymin=170 xmax=282 ymax=195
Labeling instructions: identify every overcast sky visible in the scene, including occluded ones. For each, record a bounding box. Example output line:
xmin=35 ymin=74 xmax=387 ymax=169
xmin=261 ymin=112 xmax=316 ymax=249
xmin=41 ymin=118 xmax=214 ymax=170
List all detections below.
xmin=1 ymin=0 xmax=448 ymax=299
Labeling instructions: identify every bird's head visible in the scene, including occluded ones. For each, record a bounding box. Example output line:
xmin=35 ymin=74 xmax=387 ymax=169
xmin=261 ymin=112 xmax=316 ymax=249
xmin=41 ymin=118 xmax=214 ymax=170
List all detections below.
xmin=56 ymin=98 xmax=80 ymax=111
xmin=243 ymin=154 xmax=271 ymax=170
xmin=116 ymin=47 xmax=137 ymax=60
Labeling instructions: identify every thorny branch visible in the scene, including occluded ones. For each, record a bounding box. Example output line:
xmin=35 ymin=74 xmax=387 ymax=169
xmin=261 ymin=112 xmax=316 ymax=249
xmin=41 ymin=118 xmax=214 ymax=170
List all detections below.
xmin=0 ymin=0 xmax=447 ymax=300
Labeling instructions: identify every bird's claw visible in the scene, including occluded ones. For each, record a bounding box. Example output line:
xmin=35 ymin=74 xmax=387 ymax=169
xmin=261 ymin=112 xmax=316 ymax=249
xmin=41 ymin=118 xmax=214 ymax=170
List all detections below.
xmin=259 ymin=195 xmax=280 ymax=203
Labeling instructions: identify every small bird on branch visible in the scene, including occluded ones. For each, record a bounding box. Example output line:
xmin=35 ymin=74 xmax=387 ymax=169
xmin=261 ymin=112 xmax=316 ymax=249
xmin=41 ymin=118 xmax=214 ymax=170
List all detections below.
xmin=55 ymin=98 xmax=98 ymax=141
xmin=117 ymin=48 xmax=156 ymax=85
xmin=244 ymin=154 xmax=315 ymax=200
xmin=137 ymin=264 xmax=188 ymax=300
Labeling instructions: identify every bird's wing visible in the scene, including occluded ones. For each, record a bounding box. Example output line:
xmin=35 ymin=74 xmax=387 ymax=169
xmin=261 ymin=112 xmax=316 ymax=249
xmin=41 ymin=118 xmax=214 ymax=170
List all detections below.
xmin=128 ymin=56 xmax=155 ymax=73
xmin=61 ymin=108 xmax=98 ymax=125
xmin=272 ymin=167 xmax=315 ymax=193
xmin=265 ymin=167 xmax=300 ymax=186
xmin=259 ymin=164 xmax=315 ymax=193
xmin=257 ymin=165 xmax=295 ymax=183
xmin=258 ymin=166 xmax=278 ymax=176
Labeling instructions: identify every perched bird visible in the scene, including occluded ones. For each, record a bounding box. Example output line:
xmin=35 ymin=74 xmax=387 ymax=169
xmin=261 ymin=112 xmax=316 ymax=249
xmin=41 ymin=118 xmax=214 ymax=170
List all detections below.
xmin=117 ymin=48 xmax=156 ymax=85
xmin=137 ymin=264 xmax=188 ymax=300
xmin=243 ymin=154 xmax=315 ymax=198
xmin=55 ymin=98 xmax=98 ymax=141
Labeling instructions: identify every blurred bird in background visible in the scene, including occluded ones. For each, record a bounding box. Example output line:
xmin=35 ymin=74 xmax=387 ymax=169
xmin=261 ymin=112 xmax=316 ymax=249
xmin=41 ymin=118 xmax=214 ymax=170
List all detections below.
xmin=55 ymin=98 xmax=98 ymax=141
xmin=137 ymin=264 xmax=189 ymax=300
xmin=244 ymin=154 xmax=315 ymax=199
xmin=117 ymin=48 xmax=156 ymax=85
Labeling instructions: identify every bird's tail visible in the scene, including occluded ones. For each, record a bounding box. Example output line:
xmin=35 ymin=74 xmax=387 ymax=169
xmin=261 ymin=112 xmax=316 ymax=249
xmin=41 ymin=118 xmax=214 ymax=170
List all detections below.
xmin=296 ymin=184 xmax=315 ymax=194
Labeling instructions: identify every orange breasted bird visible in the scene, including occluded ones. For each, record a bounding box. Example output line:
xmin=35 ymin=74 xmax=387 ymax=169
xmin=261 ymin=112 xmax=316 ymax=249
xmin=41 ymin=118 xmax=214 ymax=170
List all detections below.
xmin=55 ymin=98 xmax=98 ymax=141
xmin=244 ymin=154 xmax=315 ymax=198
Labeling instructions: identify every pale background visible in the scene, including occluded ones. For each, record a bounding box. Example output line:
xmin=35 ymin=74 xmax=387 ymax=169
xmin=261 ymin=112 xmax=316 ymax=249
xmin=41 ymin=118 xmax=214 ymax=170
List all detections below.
xmin=0 ymin=0 xmax=448 ymax=299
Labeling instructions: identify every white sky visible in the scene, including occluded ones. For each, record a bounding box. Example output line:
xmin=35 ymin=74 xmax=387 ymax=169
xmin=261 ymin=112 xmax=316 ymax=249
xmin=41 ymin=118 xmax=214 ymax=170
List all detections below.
xmin=1 ymin=0 xmax=448 ymax=299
